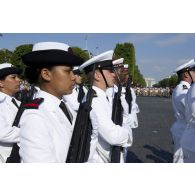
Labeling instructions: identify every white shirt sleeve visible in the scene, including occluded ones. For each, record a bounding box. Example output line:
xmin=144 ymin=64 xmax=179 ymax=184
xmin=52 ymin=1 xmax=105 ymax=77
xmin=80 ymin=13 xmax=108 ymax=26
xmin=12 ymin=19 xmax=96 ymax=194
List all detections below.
xmin=120 ymin=93 xmax=138 ymax=129
xmin=0 ymin=115 xmax=20 ymax=143
xmin=90 ymin=98 xmax=133 ymax=147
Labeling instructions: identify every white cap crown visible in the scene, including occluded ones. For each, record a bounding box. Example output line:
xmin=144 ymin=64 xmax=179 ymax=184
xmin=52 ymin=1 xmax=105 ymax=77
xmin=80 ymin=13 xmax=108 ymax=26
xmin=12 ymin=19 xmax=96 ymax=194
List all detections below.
xmin=79 ymin=50 xmax=113 ymax=70
xmin=174 ymin=59 xmax=195 ymax=73
xmin=32 ymin=42 xmax=70 ymax=52
xmin=113 ymin=58 xmax=124 ymax=65
xmin=0 ymin=63 xmax=13 ymax=70
xmin=123 ymin=64 xmax=128 ymax=69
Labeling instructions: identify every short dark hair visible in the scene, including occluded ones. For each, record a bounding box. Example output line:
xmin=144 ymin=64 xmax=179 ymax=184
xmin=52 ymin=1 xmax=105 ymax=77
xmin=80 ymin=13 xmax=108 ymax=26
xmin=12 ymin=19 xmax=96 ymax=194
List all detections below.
xmin=0 ymin=75 xmax=7 ymax=80
xmin=24 ymin=65 xmax=54 ymax=84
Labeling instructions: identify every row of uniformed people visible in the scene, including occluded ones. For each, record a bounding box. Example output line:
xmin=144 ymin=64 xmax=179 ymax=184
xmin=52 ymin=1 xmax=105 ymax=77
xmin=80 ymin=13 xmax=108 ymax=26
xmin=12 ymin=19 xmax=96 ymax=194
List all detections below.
xmin=170 ymin=59 xmax=195 ymax=162
xmin=0 ymin=41 xmax=139 ymax=163
xmin=106 ymin=58 xmax=139 ymax=129
xmin=135 ymin=87 xmax=171 ymax=97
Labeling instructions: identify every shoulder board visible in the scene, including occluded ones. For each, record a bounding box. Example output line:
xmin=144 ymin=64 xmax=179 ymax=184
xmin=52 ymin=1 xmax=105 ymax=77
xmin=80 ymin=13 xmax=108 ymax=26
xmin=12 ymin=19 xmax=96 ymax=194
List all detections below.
xmin=23 ymin=98 xmax=44 ymax=109
xmin=183 ymin=85 xmax=188 ymax=90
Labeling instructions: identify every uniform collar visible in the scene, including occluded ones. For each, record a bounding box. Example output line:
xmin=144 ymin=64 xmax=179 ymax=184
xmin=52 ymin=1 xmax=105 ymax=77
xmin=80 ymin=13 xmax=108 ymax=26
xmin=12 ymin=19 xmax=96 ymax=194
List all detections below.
xmin=36 ymin=90 xmax=62 ymax=112
xmin=0 ymin=91 xmax=12 ymax=102
xmin=74 ymin=85 xmax=79 ymax=91
xmin=113 ymin=84 xmax=118 ymax=92
xmin=180 ymin=81 xmax=191 ymax=88
xmin=92 ymin=86 xmax=107 ymax=98
xmin=35 ymin=86 xmax=40 ymax=91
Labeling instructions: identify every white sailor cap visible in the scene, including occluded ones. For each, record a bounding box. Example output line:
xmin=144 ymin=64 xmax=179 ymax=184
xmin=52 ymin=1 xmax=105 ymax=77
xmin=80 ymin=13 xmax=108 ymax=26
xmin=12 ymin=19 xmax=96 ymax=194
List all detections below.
xmin=187 ymin=59 xmax=195 ymax=69
xmin=73 ymin=66 xmax=79 ymax=70
xmin=0 ymin=63 xmax=13 ymax=70
xmin=113 ymin=58 xmax=124 ymax=65
xmin=112 ymin=58 xmax=124 ymax=69
xmin=123 ymin=64 xmax=129 ymax=69
xmin=174 ymin=59 xmax=195 ymax=74
xmin=79 ymin=50 xmax=114 ymax=73
xmin=32 ymin=42 xmax=70 ymax=52
xmin=73 ymin=66 xmax=82 ymax=75
xmin=22 ymin=42 xmax=84 ymax=67
xmin=0 ymin=63 xmax=22 ymax=78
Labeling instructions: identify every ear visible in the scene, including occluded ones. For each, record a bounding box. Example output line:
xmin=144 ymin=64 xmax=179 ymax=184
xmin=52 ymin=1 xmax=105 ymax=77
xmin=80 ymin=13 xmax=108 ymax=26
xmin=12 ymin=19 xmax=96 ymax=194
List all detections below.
xmin=40 ymin=68 xmax=52 ymax=81
xmin=94 ymin=70 xmax=101 ymax=81
xmin=184 ymin=71 xmax=190 ymax=79
xmin=0 ymin=80 xmax=4 ymax=88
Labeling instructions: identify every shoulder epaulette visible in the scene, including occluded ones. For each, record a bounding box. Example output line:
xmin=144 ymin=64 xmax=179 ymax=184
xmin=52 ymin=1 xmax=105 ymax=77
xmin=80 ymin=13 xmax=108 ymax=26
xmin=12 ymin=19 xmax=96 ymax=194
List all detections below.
xmin=12 ymin=98 xmax=44 ymax=127
xmin=183 ymin=85 xmax=188 ymax=90
xmin=23 ymin=98 xmax=44 ymax=109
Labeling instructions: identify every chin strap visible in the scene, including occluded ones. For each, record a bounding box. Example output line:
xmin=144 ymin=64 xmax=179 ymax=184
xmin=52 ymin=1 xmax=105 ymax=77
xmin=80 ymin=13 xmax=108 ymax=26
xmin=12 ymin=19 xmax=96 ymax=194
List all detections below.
xmin=187 ymin=70 xmax=194 ymax=85
xmin=98 ymin=67 xmax=109 ymax=88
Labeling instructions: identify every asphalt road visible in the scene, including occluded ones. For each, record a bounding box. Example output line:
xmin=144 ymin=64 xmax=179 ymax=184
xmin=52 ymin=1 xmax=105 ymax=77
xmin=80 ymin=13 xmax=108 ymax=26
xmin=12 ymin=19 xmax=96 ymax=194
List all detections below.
xmin=126 ymin=96 xmax=175 ymax=163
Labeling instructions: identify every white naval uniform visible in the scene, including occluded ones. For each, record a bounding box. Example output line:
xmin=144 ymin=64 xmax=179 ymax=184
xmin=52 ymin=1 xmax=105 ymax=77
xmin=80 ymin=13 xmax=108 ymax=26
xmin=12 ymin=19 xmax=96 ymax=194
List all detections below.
xmin=33 ymin=86 xmax=41 ymax=99
xmin=0 ymin=92 xmax=20 ymax=163
xmin=106 ymin=85 xmax=137 ymax=162
xmin=170 ymin=81 xmax=190 ymax=163
xmin=88 ymin=86 xmax=133 ymax=163
xmin=19 ymin=90 xmax=76 ymax=163
xmin=63 ymin=84 xmax=88 ymax=112
xmin=130 ymin=87 xmax=140 ymax=128
xmin=180 ymin=82 xmax=195 ymax=162
xmin=106 ymin=85 xmax=139 ymax=129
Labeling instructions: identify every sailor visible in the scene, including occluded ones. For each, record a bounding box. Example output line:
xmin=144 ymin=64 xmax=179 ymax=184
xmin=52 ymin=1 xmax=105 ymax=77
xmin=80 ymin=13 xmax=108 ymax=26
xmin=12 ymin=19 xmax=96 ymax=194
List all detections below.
xmin=63 ymin=66 xmax=87 ymax=112
xmin=106 ymin=58 xmax=124 ymax=104
xmin=171 ymin=59 xmax=195 ymax=162
xmin=19 ymin=41 xmax=84 ymax=162
xmin=180 ymin=59 xmax=195 ymax=162
xmin=123 ymin=64 xmax=140 ymax=129
xmin=107 ymin=58 xmax=139 ymax=162
xmin=0 ymin=63 xmax=22 ymax=163
xmin=79 ymin=51 xmax=133 ymax=163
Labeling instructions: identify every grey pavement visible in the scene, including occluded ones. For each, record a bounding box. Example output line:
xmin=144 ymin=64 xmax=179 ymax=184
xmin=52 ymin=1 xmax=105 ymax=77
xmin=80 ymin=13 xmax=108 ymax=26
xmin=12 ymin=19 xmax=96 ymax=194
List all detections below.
xmin=126 ymin=97 xmax=174 ymax=163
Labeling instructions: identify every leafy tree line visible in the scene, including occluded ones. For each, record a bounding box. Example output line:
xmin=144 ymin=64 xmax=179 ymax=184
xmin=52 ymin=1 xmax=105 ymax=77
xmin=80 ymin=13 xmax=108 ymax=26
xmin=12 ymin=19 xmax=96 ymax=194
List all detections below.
xmin=114 ymin=43 xmax=146 ymax=87
xmin=0 ymin=42 xmax=146 ymax=87
xmin=0 ymin=49 xmax=13 ymax=64
xmin=153 ymin=74 xmax=178 ymax=88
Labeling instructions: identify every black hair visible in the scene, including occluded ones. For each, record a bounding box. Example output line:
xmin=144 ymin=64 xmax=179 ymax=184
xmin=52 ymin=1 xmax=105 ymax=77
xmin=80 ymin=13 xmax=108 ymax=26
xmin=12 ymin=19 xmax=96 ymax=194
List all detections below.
xmin=24 ymin=65 xmax=54 ymax=84
xmin=0 ymin=75 xmax=7 ymax=80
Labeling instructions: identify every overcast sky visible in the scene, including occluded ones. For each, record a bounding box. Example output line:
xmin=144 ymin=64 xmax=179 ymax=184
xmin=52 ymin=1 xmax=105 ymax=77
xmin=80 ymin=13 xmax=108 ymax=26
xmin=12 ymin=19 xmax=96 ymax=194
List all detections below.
xmin=1 ymin=33 xmax=195 ymax=82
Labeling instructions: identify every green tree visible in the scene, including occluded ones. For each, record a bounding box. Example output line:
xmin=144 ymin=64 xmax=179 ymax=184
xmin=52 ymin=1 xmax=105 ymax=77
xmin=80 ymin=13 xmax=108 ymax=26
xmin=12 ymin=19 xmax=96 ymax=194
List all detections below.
xmin=71 ymin=47 xmax=90 ymax=85
xmin=72 ymin=47 xmax=90 ymax=61
xmin=155 ymin=74 xmax=178 ymax=88
xmin=114 ymin=43 xmax=135 ymax=78
xmin=0 ymin=49 xmax=13 ymax=63
xmin=169 ymin=74 xmax=178 ymax=87
xmin=114 ymin=42 xmax=146 ymax=86
xmin=11 ymin=44 xmax=33 ymax=73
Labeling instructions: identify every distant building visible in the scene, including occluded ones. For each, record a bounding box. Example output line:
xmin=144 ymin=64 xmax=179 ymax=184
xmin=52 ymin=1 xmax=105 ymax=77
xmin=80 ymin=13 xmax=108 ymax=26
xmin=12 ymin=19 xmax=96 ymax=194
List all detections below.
xmin=145 ymin=77 xmax=156 ymax=87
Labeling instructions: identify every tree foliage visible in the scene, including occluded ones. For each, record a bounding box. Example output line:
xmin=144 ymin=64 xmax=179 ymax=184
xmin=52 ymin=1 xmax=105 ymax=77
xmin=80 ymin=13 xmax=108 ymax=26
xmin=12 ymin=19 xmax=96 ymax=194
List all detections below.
xmin=0 ymin=49 xmax=13 ymax=63
xmin=71 ymin=47 xmax=90 ymax=85
xmin=11 ymin=44 xmax=33 ymax=73
xmin=72 ymin=47 xmax=90 ymax=61
xmin=114 ymin=42 xmax=146 ymax=87
xmin=153 ymin=74 xmax=178 ymax=88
